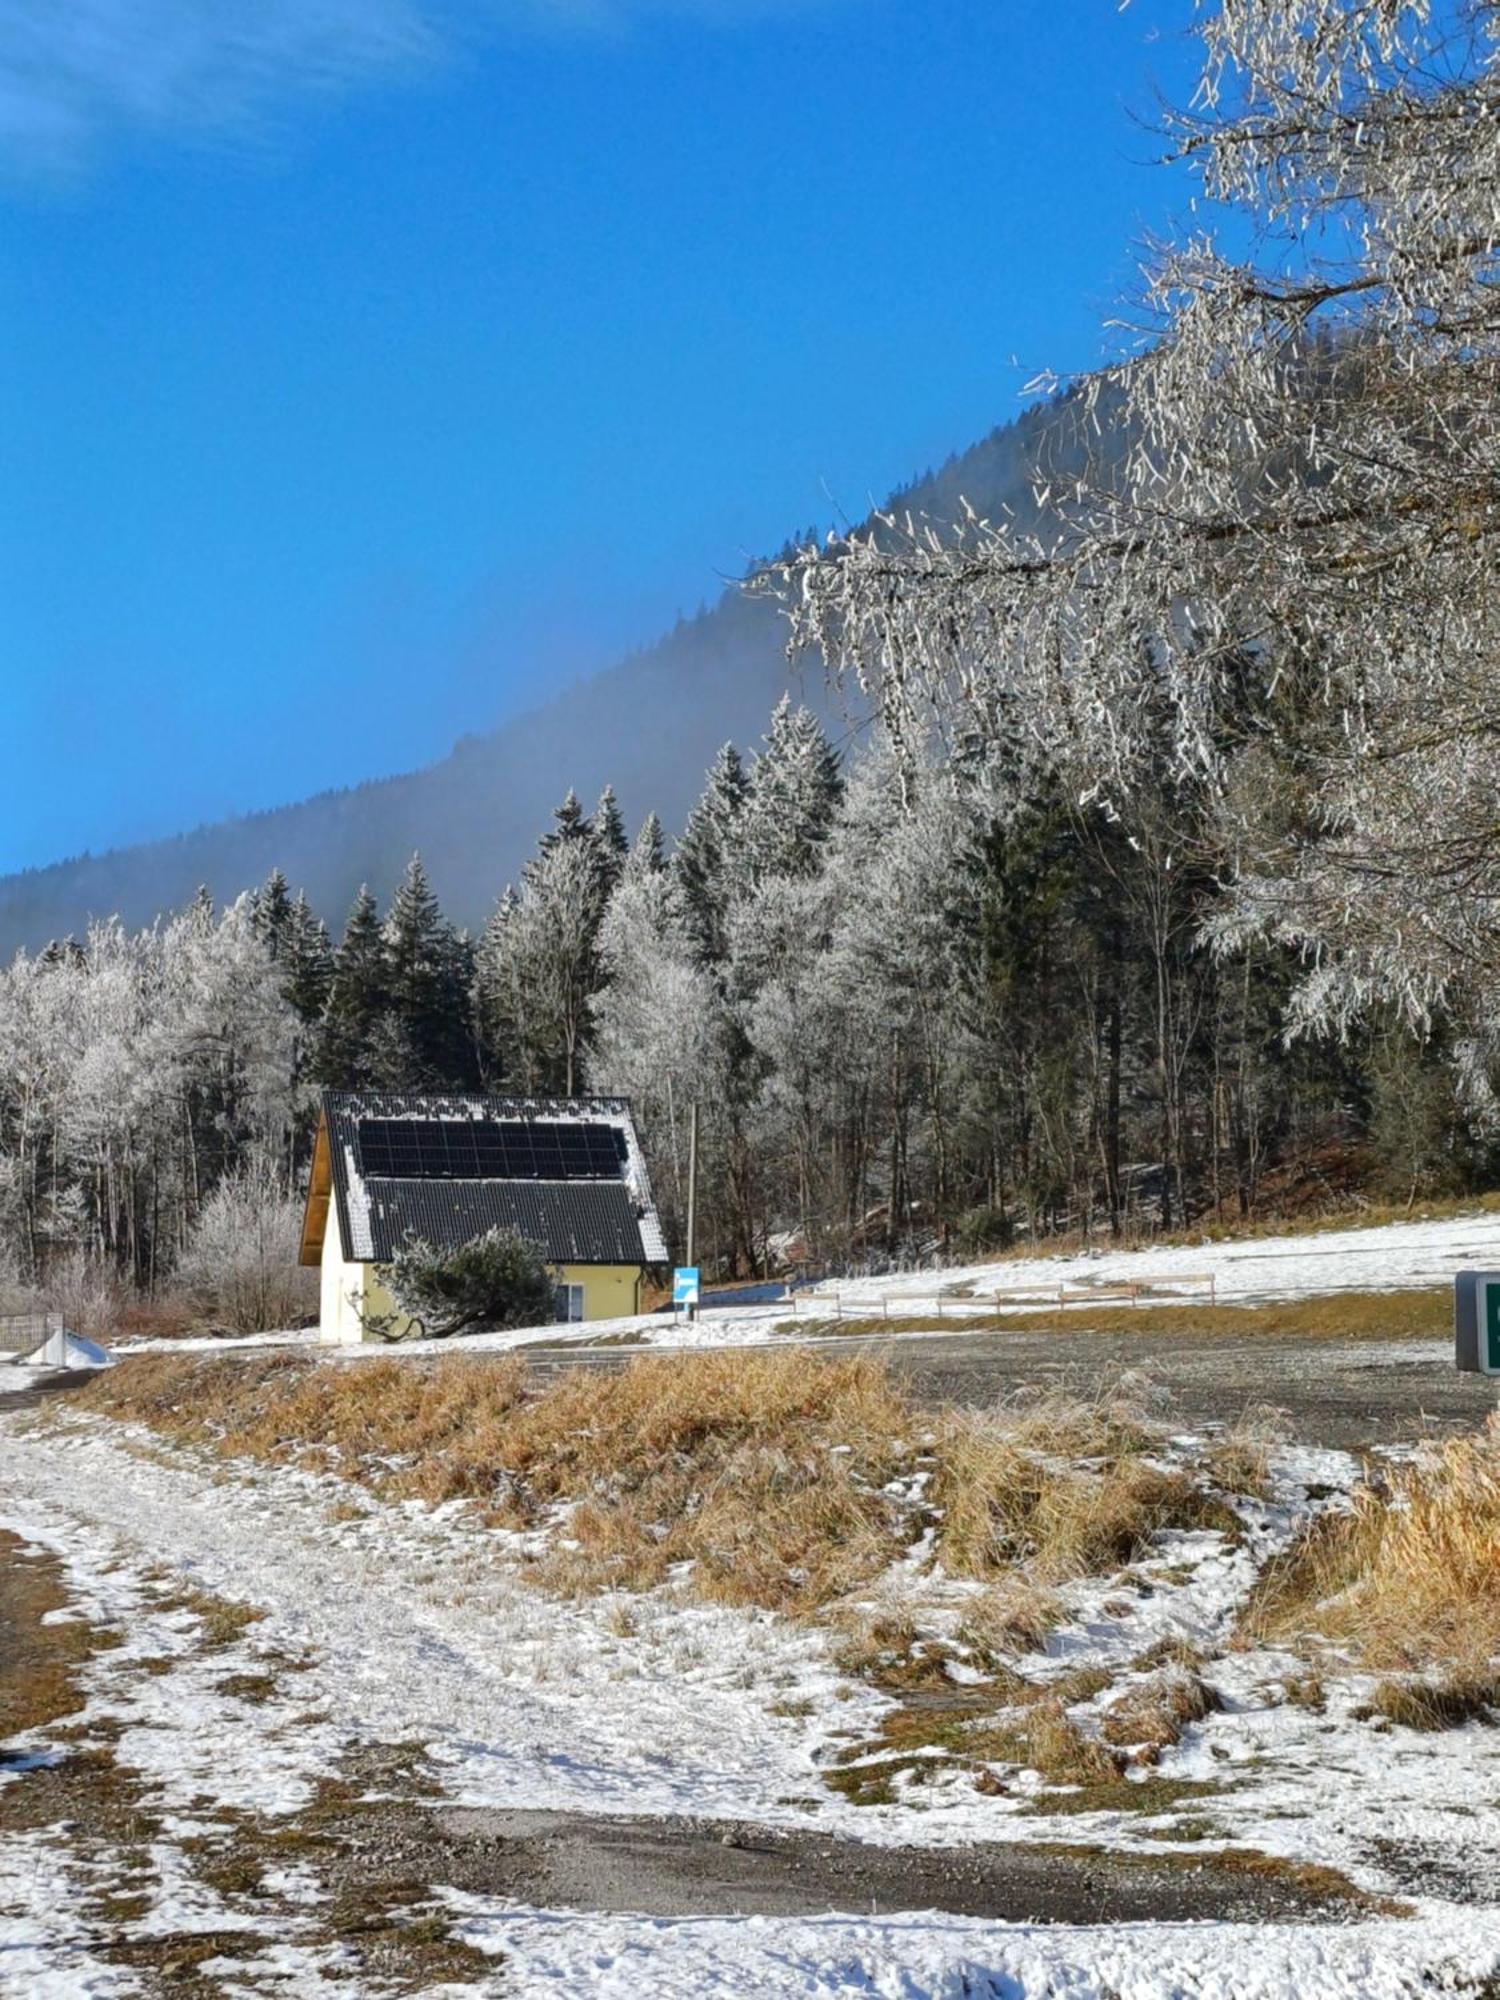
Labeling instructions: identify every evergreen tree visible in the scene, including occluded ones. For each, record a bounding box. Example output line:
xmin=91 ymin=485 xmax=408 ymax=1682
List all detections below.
xmin=590 ymin=785 xmax=630 ymax=895
xmin=374 ymin=854 xmax=476 ymax=1091
xmin=633 ymin=811 xmax=666 ymax=876
xmin=674 ymin=742 xmax=749 ymax=969
xmin=540 ymin=789 xmax=590 ymax=853
xmin=474 ymin=887 xmax=521 ymax=1086
xmin=252 ymin=869 xmax=295 ymax=962
xmin=316 ymin=887 xmax=388 ymax=1090
xmin=739 ymin=697 xmax=843 ymax=887
xmin=279 ymin=892 xmax=334 ymax=1025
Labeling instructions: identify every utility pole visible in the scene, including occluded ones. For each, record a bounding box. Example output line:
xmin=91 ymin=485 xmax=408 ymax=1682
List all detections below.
xmin=685 ymin=1100 xmax=699 ymax=1322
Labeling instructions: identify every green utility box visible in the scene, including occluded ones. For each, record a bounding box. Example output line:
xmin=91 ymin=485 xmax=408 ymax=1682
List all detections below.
xmin=1454 ymin=1270 xmax=1500 ymax=1375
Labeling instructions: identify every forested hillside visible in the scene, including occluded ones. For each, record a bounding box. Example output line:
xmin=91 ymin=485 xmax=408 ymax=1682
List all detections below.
xmin=0 ymin=395 xmax=1078 ymax=958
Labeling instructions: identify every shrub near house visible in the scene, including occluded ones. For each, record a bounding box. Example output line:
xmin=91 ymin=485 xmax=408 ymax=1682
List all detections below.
xmin=365 ymin=1228 xmax=556 ymax=1341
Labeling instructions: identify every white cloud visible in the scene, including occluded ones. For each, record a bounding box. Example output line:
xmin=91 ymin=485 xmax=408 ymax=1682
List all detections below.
xmin=0 ymin=0 xmax=812 ymax=174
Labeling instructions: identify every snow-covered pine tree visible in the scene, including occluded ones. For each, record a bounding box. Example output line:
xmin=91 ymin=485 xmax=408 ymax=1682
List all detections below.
xmin=515 ymin=839 xmax=605 ymax=1095
xmin=633 ymin=811 xmax=666 ymax=876
xmin=251 ymin=869 xmax=294 ymax=962
xmin=540 ymin=789 xmax=590 ymax=852
xmin=590 ymin=785 xmax=630 ymax=896
xmin=474 ymin=887 xmax=521 ymax=1087
xmin=738 ymin=697 xmax=843 ymax=888
xmin=374 ymin=854 xmax=476 ymax=1091
xmin=673 ymin=742 xmax=749 ymax=969
xmin=316 ymin=886 xmax=388 ymax=1090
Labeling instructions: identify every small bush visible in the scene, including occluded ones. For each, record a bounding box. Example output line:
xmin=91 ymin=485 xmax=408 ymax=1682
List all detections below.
xmin=42 ymin=1252 xmax=133 ymax=1342
xmin=376 ymin=1228 xmax=556 ymax=1340
xmin=176 ymin=1162 xmax=315 ymax=1335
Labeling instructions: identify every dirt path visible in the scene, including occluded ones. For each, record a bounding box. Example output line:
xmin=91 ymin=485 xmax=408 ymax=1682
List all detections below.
xmin=426 ymin=1806 xmax=1380 ymax=1926
xmin=0 ymin=1504 xmax=1379 ymax=1986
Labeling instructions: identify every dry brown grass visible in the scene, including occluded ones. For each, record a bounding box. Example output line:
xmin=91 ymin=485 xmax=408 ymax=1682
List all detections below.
xmin=1099 ymin=1669 xmax=1222 ymax=1762
xmin=72 ymin=1351 xmax=1253 ymax=1644
xmin=790 ymin=1286 xmax=1450 ymax=1344
xmin=934 ymin=1387 xmax=1236 ymax=1586
xmin=955 ymin=1579 xmax=1063 ymax=1662
xmin=1247 ymin=1416 xmax=1500 ymax=1672
xmin=1023 ymin=1698 xmax=1125 ymax=1786
xmin=1206 ymin=1406 xmax=1292 ymax=1499
xmin=1364 ymin=1673 xmax=1500 ymax=1732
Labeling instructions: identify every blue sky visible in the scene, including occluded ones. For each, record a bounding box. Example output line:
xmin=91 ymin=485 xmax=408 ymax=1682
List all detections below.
xmin=0 ymin=0 xmax=1201 ymax=875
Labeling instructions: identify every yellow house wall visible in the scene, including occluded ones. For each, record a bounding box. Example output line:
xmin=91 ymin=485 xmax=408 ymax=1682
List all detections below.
xmin=556 ymin=1264 xmax=641 ymax=1322
xmin=319 ymin=1221 xmax=369 ymax=1347
xmin=320 ymin=1241 xmax=642 ymax=1344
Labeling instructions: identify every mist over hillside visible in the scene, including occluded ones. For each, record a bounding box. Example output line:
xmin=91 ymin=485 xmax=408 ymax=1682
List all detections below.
xmin=0 ymin=393 xmax=1079 ymax=954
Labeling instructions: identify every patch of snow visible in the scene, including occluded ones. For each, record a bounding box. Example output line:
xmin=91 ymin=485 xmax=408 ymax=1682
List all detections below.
xmin=441 ymin=1896 xmax=1500 ymax=1999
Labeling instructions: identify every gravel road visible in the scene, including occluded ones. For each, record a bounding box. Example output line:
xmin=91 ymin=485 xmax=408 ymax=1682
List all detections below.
xmin=520 ymin=1325 xmax=1495 ymax=1450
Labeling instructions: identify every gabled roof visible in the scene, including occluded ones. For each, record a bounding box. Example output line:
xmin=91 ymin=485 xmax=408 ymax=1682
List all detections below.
xmin=301 ymin=1090 xmax=669 ymax=1269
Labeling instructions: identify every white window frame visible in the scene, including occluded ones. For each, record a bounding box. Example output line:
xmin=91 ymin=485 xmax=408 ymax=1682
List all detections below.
xmin=554 ymin=1282 xmax=585 ymax=1324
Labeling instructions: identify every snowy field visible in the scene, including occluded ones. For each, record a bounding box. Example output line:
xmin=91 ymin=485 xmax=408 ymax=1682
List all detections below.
xmin=4 ymin=1367 xmax=1500 ymax=1994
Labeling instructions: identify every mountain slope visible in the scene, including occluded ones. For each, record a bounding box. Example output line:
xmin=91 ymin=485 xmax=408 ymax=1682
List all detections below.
xmin=0 ymin=393 xmax=1078 ymax=953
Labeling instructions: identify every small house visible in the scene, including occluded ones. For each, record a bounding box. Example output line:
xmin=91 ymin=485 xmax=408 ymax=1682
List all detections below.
xmin=300 ymin=1089 xmax=669 ymax=1344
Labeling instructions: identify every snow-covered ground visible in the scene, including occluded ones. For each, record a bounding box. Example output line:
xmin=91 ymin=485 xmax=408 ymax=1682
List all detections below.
xmin=855 ymin=1207 xmax=1500 ymax=1309
xmin=444 ymin=1901 xmax=1500 ymax=1999
xmin=4 ymin=1388 xmax=1500 ymax=1995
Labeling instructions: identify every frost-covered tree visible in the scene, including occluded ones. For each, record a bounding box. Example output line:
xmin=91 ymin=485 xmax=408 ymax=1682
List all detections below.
xmin=674 ymin=742 xmax=749 ymax=968
xmin=317 ymin=887 xmax=388 ymax=1091
xmin=252 ymin=869 xmax=295 ymax=961
xmin=592 ymin=839 xmax=724 ymax=1248
xmin=177 ymin=1152 xmax=316 ymax=1333
xmin=590 ymin=784 xmax=630 ymax=895
xmin=738 ymin=697 xmax=843 ymax=888
xmin=777 ymin=0 xmax=1500 ymax=1105
xmin=633 ymin=810 xmax=667 ymax=876
xmin=476 ymin=836 xmax=607 ymax=1096
xmin=373 ymin=854 xmax=476 ymax=1091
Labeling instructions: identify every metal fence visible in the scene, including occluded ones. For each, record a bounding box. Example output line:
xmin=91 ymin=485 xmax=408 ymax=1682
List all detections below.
xmin=0 ymin=1312 xmax=64 ymax=1356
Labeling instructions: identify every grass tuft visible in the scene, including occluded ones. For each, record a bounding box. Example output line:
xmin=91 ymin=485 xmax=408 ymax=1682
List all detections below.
xmin=1246 ymin=1415 xmax=1500 ymax=1672
xmin=1023 ymin=1698 xmax=1125 ymax=1787
xmin=935 ymin=1385 xmax=1236 ymax=1586
xmin=1365 ymin=1673 xmax=1500 ymax=1732
xmin=1099 ymin=1669 xmax=1222 ymax=1760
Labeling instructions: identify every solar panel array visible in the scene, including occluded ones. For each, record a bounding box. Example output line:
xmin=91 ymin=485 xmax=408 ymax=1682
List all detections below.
xmin=356 ymin=1118 xmax=626 ymax=1183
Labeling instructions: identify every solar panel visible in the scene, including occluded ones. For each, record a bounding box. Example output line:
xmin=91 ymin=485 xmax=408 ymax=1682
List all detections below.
xmin=357 ymin=1118 xmax=626 ymax=1183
